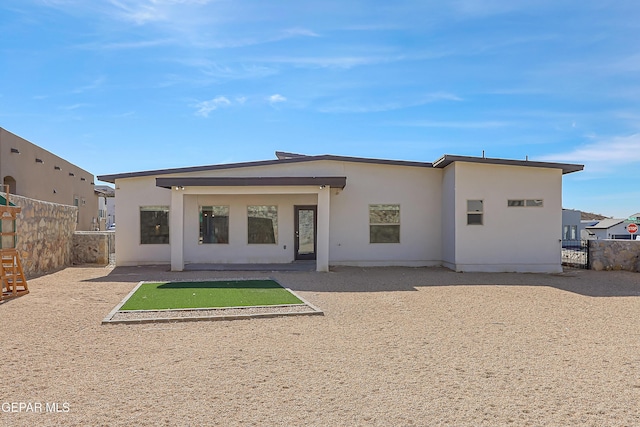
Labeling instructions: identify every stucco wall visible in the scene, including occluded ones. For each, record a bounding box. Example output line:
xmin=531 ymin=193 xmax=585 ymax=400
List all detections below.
xmin=0 ymin=128 xmax=98 ymax=231
xmin=114 ymin=160 xmax=443 ymax=267
xmin=441 ymin=164 xmax=456 ymax=268
xmin=449 ymin=162 xmax=563 ymax=273
xmin=590 ymin=240 xmax=640 ymax=272
xmin=7 ymin=194 xmax=77 ymax=278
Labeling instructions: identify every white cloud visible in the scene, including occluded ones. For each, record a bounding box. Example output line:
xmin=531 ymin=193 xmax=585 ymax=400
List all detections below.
xmin=194 ymin=96 xmax=231 ymax=117
xmin=395 ymin=120 xmax=510 ymax=129
xmin=59 ymin=103 xmax=90 ymax=110
xmin=107 ymin=0 xmax=214 ymax=25
xmin=72 ymin=76 xmax=106 ymax=94
xmin=319 ymin=92 xmax=462 ymax=113
xmin=268 ymin=94 xmax=287 ymax=104
xmin=539 ymin=133 xmax=640 ymax=164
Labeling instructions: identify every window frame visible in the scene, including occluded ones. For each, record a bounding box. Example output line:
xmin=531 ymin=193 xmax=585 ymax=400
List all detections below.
xmin=199 ymin=205 xmax=229 ymax=244
xmin=247 ymin=205 xmax=278 ymax=244
xmin=369 ymin=204 xmax=401 ymax=244
xmin=140 ymin=206 xmax=170 ymax=245
xmin=508 ymin=199 xmax=544 ymax=208
xmin=467 ymin=199 xmax=484 ymax=225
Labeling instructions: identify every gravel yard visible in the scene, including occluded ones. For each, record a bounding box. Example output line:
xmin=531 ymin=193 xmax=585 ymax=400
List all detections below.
xmin=1 ymin=265 xmax=639 ymax=426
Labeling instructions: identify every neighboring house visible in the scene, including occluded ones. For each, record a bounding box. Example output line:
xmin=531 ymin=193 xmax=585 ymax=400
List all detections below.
xmin=97 ymin=151 xmax=583 ymax=273
xmin=95 ymin=185 xmax=116 ymax=230
xmin=584 ymin=218 xmax=629 ymax=240
xmin=0 ymin=127 xmax=97 ymax=231
xmin=584 ymin=213 xmax=640 ymax=240
xmin=562 ymin=209 xmax=581 ymax=241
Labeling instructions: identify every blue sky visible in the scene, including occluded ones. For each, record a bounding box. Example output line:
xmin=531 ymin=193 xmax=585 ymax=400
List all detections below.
xmin=1 ymin=0 xmax=639 ymax=218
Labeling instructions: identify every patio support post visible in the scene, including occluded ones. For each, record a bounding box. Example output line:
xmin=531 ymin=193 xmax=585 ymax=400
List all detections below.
xmin=316 ymin=186 xmax=330 ymax=272
xmin=170 ymin=187 xmax=184 ymax=271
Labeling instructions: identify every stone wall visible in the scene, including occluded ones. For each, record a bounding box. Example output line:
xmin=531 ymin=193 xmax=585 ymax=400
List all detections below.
xmin=590 ymin=240 xmax=640 ymax=272
xmin=72 ymin=231 xmax=114 ymax=265
xmin=6 ymin=194 xmax=78 ymax=278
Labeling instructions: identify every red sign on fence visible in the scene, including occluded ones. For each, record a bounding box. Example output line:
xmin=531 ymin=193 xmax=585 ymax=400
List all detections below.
xmin=628 ymin=223 xmax=638 ymax=234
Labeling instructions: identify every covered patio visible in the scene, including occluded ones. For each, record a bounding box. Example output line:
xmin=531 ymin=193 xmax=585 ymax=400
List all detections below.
xmin=157 ymin=176 xmax=346 ymax=272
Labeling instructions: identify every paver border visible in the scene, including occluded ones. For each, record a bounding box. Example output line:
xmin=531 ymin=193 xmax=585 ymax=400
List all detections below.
xmin=102 ymin=277 xmax=323 ymax=324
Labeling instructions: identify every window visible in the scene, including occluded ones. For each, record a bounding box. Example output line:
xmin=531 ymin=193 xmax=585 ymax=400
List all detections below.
xmin=199 ymin=206 xmax=229 ymax=244
xmin=508 ymin=199 xmax=543 ymax=207
xmin=140 ymin=206 xmax=169 ymax=244
xmin=248 ymin=205 xmax=277 ymax=244
xmin=369 ymin=204 xmax=400 ymax=243
xmin=467 ymin=200 xmax=483 ymax=225
xmin=563 ymin=225 xmax=578 ymax=240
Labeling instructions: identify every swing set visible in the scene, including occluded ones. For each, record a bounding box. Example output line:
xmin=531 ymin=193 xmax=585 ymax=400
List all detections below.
xmin=0 ymin=186 xmax=28 ymax=301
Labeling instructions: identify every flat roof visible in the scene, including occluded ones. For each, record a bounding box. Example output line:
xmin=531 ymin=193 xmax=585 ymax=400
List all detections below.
xmin=432 ymin=154 xmax=584 ymax=175
xmin=98 ymin=151 xmax=584 ymax=183
xmin=98 ymin=154 xmax=430 ymax=183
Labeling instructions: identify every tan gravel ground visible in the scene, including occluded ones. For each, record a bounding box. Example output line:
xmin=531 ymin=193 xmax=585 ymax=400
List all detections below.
xmin=1 ymin=265 xmax=640 ymax=426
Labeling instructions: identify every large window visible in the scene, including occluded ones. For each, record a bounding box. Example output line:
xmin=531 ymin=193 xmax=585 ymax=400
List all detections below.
xmin=369 ymin=204 xmax=400 ymax=243
xmin=140 ymin=206 xmax=169 ymax=244
xmin=467 ymin=200 xmax=483 ymax=225
xmin=248 ymin=205 xmax=278 ymax=244
xmin=199 ymin=206 xmax=229 ymax=244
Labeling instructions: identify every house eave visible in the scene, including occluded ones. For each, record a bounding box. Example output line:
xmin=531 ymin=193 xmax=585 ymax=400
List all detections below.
xmin=155 ymin=176 xmax=347 ymax=189
xmin=432 ymin=154 xmax=584 ymax=175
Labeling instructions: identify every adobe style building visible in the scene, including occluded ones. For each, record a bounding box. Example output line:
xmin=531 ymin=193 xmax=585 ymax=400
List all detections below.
xmin=0 ymin=127 xmax=97 ymax=231
xmin=98 ymin=151 xmax=583 ymax=273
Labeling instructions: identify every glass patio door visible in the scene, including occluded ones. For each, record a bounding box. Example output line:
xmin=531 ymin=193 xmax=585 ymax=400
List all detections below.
xmin=294 ymin=206 xmax=317 ymax=260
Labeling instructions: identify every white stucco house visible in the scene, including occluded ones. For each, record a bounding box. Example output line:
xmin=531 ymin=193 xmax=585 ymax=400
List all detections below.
xmin=97 ymin=152 xmax=583 ymax=273
xmin=562 ymin=209 xmax=581 ymax=241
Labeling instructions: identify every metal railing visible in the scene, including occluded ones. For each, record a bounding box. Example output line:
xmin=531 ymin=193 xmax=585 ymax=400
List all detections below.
xmin=561 ymin=239 xmax=589 ymax=269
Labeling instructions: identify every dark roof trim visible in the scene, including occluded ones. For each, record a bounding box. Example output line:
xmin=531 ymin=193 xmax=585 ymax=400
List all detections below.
xmin=432 ymin=154 xmax=584 ymax=175
xmin=97 ymin=154 xmax=431 ymax=183
xmin=156 ymin=176 xmax=347 ymax=189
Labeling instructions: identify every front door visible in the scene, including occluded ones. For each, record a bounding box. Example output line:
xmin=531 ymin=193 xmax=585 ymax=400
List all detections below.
xmin=294 ymin=206 xmax=317 ymax=260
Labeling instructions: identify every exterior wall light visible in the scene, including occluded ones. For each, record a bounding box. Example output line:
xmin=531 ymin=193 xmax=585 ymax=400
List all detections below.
xmin=10 ymin=148 xmax=20 ymax=154
xmin=35 ymin=158 xmax=44 ymax=163
xmin=69 ymin=172 xmax=75 ymax=177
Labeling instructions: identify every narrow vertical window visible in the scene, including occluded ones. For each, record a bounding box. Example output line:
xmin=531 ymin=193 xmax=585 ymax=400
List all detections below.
xmin=199 ymin=206 xmax=229 ymax=244
xmin=467 ymin=200 xmax=483 ymax=225
xmin=248 ymin=205 xmax=278 ymax=244
xmin=369 ymin=204 xmax=400 ymax=243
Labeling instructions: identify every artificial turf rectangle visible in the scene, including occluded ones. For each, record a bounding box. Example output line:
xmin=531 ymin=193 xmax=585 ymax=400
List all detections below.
xmin=120 ymin=280 xmax=303 ymax=311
